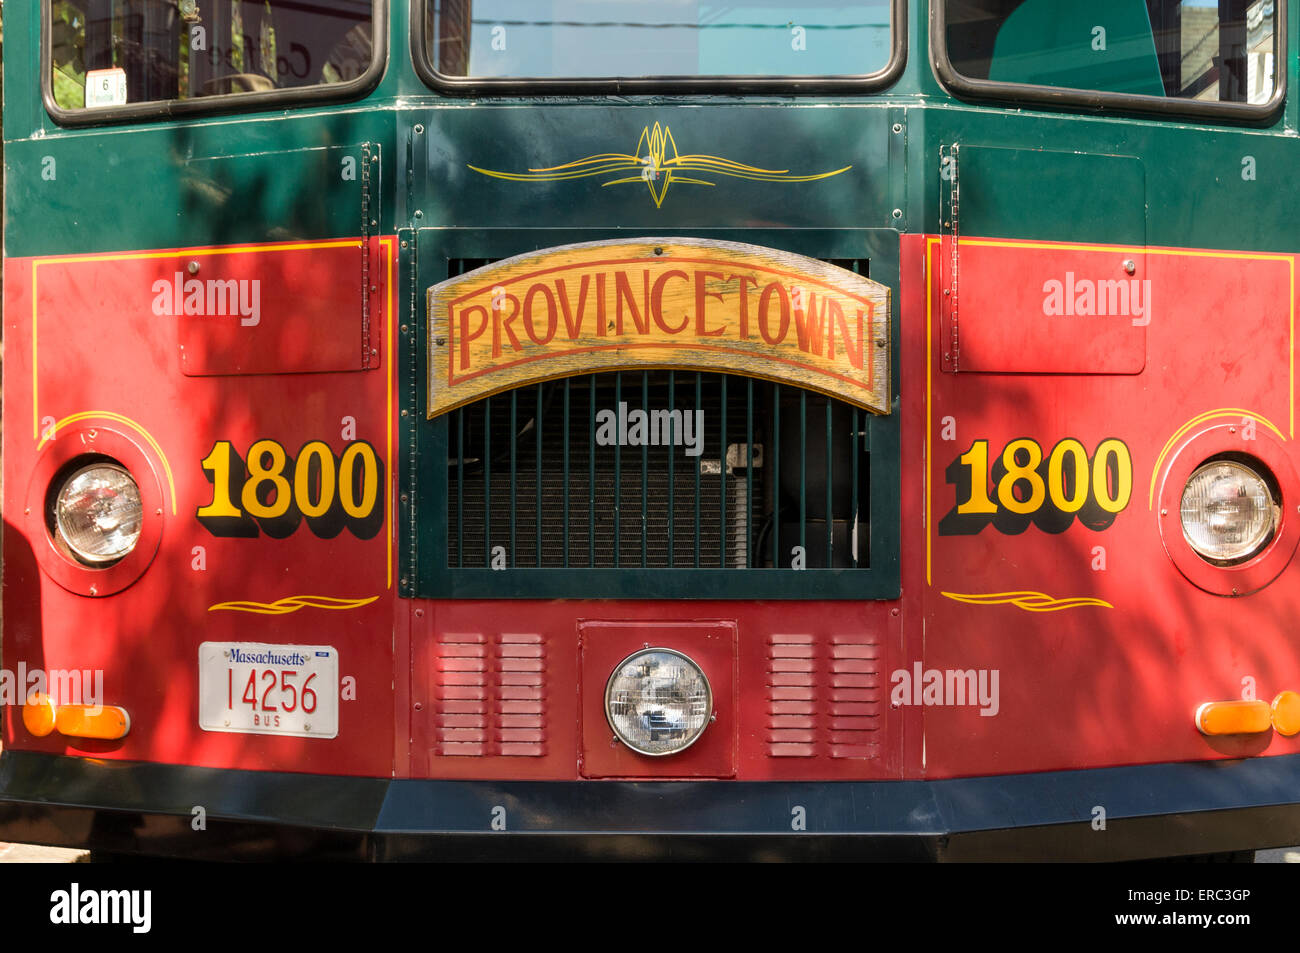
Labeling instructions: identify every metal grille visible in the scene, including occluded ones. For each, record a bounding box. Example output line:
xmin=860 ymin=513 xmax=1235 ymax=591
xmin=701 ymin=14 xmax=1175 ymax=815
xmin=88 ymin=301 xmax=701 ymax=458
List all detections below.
xmin=444 ymin=259 xmax=872 ymax=572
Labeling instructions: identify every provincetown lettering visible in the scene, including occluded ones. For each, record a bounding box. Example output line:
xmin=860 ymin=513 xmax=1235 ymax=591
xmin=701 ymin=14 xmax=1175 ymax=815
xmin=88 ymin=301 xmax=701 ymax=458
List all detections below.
xmin=151 ymin=272 xmax=261 ymax=326
xmin=450 ymin=267 xmax=867 ymax=374
xmin=428 ymin=239 xmax=892 ymax=419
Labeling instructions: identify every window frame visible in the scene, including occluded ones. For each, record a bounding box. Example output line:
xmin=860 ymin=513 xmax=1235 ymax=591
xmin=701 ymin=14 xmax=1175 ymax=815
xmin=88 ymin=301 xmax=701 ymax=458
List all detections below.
xmin=42 ymin=0 xmax=389 ymax=126
xmin=930 ymin=0 xmax=1287 ymax=122
xmin=409 ymin=0 xmax=907 ymax=96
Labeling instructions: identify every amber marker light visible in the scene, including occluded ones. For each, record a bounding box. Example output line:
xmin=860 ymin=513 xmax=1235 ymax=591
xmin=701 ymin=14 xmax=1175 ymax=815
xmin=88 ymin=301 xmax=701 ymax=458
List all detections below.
xmin=1271 ymin=691 xmax=1300 ymax=737
xmin=1195 ymin=699 xmax=1272 ymax=736
xmin=22 ymin=692 xmax=130 ymax=741
xmin=21 ymin=693 xmax=57 ymax=737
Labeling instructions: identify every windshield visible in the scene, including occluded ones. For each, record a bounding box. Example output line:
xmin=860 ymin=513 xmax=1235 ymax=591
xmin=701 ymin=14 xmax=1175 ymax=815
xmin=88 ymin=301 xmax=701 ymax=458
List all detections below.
xmin=426 ymin=0 xmax=893 ymax=79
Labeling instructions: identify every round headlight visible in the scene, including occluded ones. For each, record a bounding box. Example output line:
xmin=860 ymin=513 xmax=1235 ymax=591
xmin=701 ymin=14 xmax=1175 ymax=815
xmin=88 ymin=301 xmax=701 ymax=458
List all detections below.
xmin=605 ymin=648 xmax=712 ymax=756
xmin=1180 ymin=459 xmax=1276 ymax=564
xmin=54 ymin=463 xmax=143 ymax=566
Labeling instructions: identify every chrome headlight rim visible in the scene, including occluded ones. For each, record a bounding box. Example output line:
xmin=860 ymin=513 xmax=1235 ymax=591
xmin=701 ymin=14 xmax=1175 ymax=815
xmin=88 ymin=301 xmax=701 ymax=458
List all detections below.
xmin=48 ymin=457 xmax=144 ymax=568
xmin=1179 ymin=455 xmax=1280 ymax=567
xmin=604 ymin=646 xmax=714 ymax=757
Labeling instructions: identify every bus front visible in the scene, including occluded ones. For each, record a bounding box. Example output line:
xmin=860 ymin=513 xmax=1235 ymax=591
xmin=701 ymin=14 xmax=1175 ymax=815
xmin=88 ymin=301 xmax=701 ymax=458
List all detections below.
xmin=2 ymin=0 xmax=1299 ymax=861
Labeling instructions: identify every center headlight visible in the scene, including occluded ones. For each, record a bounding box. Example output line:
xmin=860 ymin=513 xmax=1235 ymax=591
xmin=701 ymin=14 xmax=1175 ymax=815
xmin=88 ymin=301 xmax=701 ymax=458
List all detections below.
xmin=605 ymin=648 xmax=712 ymax=756
xmin=1180 ymin=459 xmax=1276 ymax=564
xmin=53 ymin=462 xmax=144 ymax=566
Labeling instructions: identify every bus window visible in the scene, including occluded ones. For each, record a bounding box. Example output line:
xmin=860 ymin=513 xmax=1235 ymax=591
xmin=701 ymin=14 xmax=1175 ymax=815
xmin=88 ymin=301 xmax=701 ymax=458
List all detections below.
xmin=943 ymin=0 xmax=1277 ymax=105
xmin=49 ymin=0 xmax=375 ymax=111
xmin=425 ymin=1 xmax=893 ymax=80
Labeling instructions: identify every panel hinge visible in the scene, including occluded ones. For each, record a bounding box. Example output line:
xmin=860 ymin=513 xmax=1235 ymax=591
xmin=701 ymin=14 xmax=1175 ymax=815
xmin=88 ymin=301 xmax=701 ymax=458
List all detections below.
xmin=939 ymin=143 xmax=960 ymax=372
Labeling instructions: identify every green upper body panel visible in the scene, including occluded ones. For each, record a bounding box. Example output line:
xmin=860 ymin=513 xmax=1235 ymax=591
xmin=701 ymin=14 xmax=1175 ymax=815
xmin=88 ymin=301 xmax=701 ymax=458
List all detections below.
xmin=0 ymin=1 xmax=1295 ymax=258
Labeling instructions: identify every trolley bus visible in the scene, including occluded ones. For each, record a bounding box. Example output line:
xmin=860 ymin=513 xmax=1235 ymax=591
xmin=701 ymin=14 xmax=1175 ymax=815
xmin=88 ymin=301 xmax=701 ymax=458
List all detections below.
xmin=0 ymin=0 xmax=1296 ymax=860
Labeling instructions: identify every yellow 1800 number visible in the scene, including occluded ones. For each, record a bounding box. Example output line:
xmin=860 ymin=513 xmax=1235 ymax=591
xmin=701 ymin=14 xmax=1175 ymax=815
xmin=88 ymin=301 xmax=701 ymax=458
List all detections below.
xmin=197 ymin=439 xmax=384 ymax=540
xmin=940 ymin=437 xmax=1132 ymax=536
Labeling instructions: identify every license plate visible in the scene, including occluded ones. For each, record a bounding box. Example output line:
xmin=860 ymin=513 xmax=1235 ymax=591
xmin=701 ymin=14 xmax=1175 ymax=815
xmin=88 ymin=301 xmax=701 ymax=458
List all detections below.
xmin=198 ymin=642 xmax=338 ymax=738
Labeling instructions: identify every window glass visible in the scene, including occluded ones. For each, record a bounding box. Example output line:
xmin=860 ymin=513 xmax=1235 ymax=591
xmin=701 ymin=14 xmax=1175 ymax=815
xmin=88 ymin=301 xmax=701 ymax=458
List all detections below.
xmin=50 ymin=0 xmax=374 ymax=110
xmin=426 ymin=0 xmax=892 ymax=79
xmin=944 ymin=0 xmax=1277 ymax=103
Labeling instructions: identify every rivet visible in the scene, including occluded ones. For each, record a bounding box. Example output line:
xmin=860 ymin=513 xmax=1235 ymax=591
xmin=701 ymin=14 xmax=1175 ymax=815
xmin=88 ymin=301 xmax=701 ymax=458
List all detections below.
xmin=155 ymin=508 xmax=162 ymax=516
xmin=414 ymin=702 xmax=423 ymax=711
xmin=89 ymin=585 xmax=98 ymax=596
xmin=400 ymin=493 xmax=409 ymax=503
xmin=414 ymin=210 xmax=423 ymax=219
xmin=401 ymin=324 xmax=409 ymax=333
xmin=1160 ymin=508 xmax=1168 ymax=516
xmin=1123 ymin=259 xmax=1136 ymax=275
xmin=415 ymin=608 xmax=425 ymax=618
xmin=370 ymin=285 xmax=378 ymax=292
xmin=400 ymin=409 xmax=409 ymax=417
xmin=187 ymin=260 xmax=200 ymax=275
xmin=653 ymin=247 xmax=664 ymax=255
xmin=414 ymin=124 xmax=424 ymax=134
xmin=892 ymin=123 xmax=902 ymax=133
xmin=401 ymin=240 xmax=408 ymax=249
xmin=892 ymin=208 xmax=903 ymax=219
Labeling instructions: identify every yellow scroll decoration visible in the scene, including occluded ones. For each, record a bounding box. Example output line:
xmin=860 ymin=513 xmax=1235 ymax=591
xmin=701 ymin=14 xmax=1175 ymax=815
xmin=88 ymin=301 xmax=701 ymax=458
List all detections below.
xmin=208 ymin=595 xmax=379 ymax=615
xmin=941 ymin=590 xmax=1113 ymax=612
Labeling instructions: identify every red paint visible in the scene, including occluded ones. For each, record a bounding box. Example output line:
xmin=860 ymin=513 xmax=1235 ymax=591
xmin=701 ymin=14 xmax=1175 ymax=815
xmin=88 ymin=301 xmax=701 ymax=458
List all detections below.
xmin=5 ymin=232 xmax=1300 ymax=792
xmin=946 ymin=239 xmax=1148 ymax=373
xmin=3 ymin=237 xmax=397 ymax=777
xmin=911 ymin=234 xmax=1300 ymax=777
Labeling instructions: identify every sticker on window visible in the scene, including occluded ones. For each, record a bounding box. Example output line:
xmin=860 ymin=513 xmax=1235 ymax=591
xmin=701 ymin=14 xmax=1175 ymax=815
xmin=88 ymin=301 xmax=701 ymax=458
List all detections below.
xmin=85 ymin=68 xmax=127 ymax=107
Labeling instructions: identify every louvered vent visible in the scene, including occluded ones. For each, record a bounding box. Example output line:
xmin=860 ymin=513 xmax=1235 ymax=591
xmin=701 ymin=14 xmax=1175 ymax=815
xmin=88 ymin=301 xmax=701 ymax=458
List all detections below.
xmin=433 ymin=632 xmax=546 ymax=757
xmin=766 ymin=632 xmax=879 ymax=759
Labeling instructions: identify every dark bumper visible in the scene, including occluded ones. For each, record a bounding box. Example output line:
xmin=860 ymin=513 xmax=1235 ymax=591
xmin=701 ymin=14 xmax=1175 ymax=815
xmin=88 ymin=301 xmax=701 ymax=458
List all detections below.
xmin=3 ymin=749 xmax=1300 ymax=860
